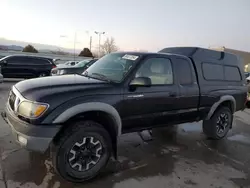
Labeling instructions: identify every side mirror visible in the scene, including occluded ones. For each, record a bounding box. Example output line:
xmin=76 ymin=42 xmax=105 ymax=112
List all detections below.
xmin=129 ymin=77 xmax=151 ymax=88
xmin=2 ymin=60 xmax=7 ymax=65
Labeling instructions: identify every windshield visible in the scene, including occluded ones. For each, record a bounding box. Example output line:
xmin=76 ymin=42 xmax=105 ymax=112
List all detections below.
xmin=74 ymin=59 xmax=92 ymax=67
xmin=83 ymin=53 xmax=140 ymax=82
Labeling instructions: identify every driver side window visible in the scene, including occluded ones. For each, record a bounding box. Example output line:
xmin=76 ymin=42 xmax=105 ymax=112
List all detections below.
xmin=135 ymin=57 xmax=173 ymax=85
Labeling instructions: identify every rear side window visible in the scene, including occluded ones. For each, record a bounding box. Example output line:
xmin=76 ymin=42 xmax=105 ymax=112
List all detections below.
xmin=202 ymin=63 xmax=223 ymax=80
xmin=30 ymin=58 xmax=50 ymax=65
xmin=175 ymin=58 xmax=193 ymax=85
xmin=225 ymin=66 xmax=241 ymax=81
xmin=7 ymin=57 xmax=28 ymax=64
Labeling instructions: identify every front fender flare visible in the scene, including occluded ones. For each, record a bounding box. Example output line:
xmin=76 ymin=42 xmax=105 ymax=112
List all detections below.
xmin=52 ymin=102 xmax=122 ymax=136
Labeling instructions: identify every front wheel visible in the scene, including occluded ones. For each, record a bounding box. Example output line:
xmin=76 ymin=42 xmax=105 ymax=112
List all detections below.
xmin=51 ymin=121 xmax=112 ymax=183
xmin=203 ymin=106 xmax=232 ymax=140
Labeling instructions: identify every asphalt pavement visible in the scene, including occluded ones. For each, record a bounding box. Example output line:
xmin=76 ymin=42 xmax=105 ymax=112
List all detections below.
xmin=0 ymin=79 xmax=250 ymax=188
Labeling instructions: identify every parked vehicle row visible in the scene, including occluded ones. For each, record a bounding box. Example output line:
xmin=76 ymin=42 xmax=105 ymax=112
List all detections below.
xmin=56 ymin=60 xmax=79 ymax=67
xmin=0 ymin=55 xmax=96 ymax=79
xmin=0 ymin=55 xmax=56 ymax=78
xmin=51 ymin=58 xmax=98 ymax=76
xmin=1 ymin=47 xmax=247 ymax=183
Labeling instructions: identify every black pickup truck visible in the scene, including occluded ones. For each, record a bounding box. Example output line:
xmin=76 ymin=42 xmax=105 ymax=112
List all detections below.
xmin=2 ymin=47 xmax=247 ymax=182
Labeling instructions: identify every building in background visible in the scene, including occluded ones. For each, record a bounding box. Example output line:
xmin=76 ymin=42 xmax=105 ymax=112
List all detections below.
xmin=210 ymin=46 xmax=250 ymax=72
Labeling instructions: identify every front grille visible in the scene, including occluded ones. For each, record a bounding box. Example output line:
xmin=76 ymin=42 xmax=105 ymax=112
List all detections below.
xmin=8 ymin=90 xmax=16 ymax=111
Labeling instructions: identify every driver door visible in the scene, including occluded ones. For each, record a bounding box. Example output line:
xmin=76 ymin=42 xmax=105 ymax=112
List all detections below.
xmin=120 ymin=56 xmax=180 ymax=133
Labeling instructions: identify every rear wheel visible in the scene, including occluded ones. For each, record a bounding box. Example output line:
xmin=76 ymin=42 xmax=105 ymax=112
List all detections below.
xmin=203 ymin=106 xmax=232 ymax=140
xmin=51 ymin=121 xmax=112 ymax=183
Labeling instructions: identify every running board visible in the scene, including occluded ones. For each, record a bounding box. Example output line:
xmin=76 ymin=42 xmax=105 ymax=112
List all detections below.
xmin=137 ymin=130 xmax=153 ymax=142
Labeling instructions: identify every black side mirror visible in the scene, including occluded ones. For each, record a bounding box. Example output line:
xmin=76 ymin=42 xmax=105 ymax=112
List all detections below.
xmin=129 ymin=77 xmax=151 ymax=88
xmin=2 ymin=60 xmax=7 ymax=65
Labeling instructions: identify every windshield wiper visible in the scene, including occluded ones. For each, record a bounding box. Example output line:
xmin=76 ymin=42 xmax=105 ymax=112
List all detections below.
xmin=90 ymin=73 xmax=112 ymax=82
xmin=82 ymin=71 xmax=114 ymax=83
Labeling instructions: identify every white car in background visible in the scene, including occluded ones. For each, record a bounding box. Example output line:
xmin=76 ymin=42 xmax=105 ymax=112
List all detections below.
xmin=56 ymin=61 xmax=79 ymax=67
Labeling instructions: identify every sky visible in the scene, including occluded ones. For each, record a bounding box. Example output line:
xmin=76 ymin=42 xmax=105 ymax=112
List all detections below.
xmin=0 ymin=0 xmax=250 ymax=52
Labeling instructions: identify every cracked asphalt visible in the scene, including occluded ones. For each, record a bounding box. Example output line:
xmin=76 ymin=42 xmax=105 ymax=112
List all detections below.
xmin=0 ymin=79 xmax=250 ymax=188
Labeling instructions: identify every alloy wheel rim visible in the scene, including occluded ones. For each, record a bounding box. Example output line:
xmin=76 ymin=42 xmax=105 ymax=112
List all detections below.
xmin=216 ymin=113 xmax=229 ymax=135
xmin=68 ymin=136 xmax=103 ymax=172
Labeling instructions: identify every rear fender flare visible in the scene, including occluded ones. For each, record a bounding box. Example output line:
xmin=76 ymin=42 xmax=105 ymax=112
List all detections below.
xmin=52 ymin=102 xmax=122 ymax=136
xmin=206 ymin=95 xmax=236 ymax=120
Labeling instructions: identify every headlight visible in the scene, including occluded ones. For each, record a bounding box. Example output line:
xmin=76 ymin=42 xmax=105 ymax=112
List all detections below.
xmin=58 ymin=69 xmax=65 ymax=75
xmin=17 ymin=101 xmax=49 ymax=118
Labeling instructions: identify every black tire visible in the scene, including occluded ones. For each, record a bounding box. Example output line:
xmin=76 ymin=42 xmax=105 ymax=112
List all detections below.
xmin=51 ymin=120 xmax=112 ymax=183
xmin=203 ymin=106 xmax=232 ymax=140
xmin=38 ymin=72 xmax=47 ymax=77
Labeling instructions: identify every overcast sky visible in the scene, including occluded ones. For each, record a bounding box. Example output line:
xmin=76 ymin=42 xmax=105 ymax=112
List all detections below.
xmin=0 ymin=0 xmax=250 ymax=52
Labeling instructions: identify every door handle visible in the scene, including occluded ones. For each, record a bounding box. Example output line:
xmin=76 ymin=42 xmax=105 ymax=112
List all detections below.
xmin=169 ymin=92 xmax=177 ymax=97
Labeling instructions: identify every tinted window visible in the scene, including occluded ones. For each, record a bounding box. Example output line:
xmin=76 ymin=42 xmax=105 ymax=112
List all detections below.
xmin=176 ymin=58 xmax=192 ymax=85
xmin=135 ymin=57 xmax=173 ymax=85
xmin=30 ymin=58 xmax=50 ymax=65
xmin=202 ymin=63 xmax=223 ymax=80
xmin=7 ymin=57 xmax=28 ymax=64
xmin=225 ymin=66 xmax=241 ymax=81
xmin=75 ymin=59 xmax=92 ymax=67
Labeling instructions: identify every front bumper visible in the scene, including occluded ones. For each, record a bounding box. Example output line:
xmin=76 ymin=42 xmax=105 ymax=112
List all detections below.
xmin=1 ymin=105 xmax=61 ymax=153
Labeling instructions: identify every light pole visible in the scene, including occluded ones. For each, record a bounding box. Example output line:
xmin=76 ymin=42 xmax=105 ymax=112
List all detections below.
xmin=89 ymin=36 xmax=92 ymax=52
xmin=85 ymin=31 xmax=93 ymax=52
xmin=94 ymin=31 xmax=105 ymax=57
xmin=73 ymin=31 xmax=77 ymax=61
xmin=60 ymin=33 xmax=77 ymax=60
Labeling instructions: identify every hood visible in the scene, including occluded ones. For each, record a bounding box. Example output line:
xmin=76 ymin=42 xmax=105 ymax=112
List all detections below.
xmin=14 ymin=74 xmax=107 ymax=101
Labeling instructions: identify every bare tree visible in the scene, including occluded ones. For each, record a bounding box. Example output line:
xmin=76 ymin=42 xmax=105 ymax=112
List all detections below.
xmin=100 ymin=37 xmax=118 ymax=56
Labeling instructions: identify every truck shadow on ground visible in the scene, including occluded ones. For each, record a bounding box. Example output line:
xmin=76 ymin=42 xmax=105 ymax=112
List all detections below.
xmin=2 ymin=123 xmax=250 ymax=188
xmin=3 ymin=126 xmax=182 ymax=188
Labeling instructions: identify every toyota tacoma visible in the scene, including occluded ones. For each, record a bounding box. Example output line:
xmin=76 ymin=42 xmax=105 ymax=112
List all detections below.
xmin=1 ymin=47 xmax=247 ymax=182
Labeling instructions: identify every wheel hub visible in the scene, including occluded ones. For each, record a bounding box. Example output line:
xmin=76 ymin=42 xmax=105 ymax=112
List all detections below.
xmin=81 ymin=148 xmax=91 ymax=157
xmin=216 ymin=113 xmax=229 ymax=134
xmin=68 ymin=137 xmax=102 ymax=172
